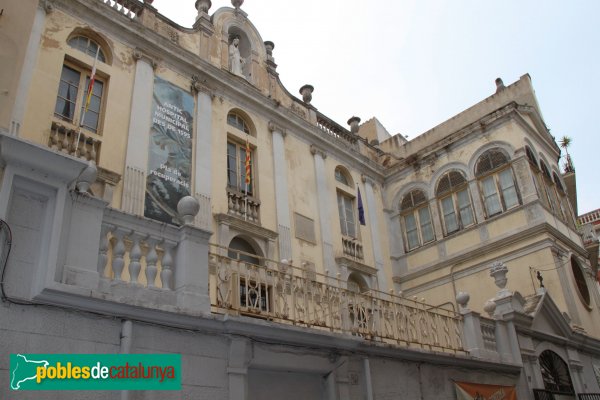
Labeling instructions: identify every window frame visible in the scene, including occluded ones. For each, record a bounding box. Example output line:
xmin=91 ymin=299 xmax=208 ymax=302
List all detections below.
xmin=475 ymin=150 xmax=521 ymax=218
xmin=337 ymin=190 xmax=357 ymax=238
xmin=226 ymin=139 xmax=254 ymax=196
xmin=400 ymin=190 xmax=435 ymax=252
xmin=436 ymin=171 xmax=475 ymax=236
xmin=53 ymin=61 xmax=106 ymax=135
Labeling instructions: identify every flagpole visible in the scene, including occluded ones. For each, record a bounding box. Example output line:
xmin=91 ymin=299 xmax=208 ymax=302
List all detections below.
xmin=75 ymin=46 xmax=100 ymax=153
xmin=244 ymin=135 xmax=250 ymax=221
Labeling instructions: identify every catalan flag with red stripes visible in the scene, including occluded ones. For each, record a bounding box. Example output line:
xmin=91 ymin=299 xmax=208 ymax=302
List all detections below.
xmin=83 ymin=47 xmax=100 ymax=119
xmin=245 ymin=137 xmax=251 ymax=189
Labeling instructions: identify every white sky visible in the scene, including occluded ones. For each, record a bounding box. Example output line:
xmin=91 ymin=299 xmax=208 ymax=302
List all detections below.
xmin=152 ymin=0 xmax=599 ymax=215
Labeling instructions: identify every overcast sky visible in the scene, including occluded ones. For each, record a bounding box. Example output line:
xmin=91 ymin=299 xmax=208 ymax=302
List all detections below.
xmin=152 ymin=0 xmax=599 ymax=215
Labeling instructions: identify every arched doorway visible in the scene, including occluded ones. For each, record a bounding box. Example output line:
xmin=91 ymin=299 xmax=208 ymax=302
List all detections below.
xmin=228 ymin=236 xmax=260 ymax=265
xmin=227 ymin=236 xmax=269 ymax=313
xmin=538 ymin=350 xmax=575 ymax=398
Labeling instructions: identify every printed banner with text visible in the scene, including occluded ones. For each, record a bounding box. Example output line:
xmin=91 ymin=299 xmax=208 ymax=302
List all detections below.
xmin=144 ymin=76 xmax=194 ymax=224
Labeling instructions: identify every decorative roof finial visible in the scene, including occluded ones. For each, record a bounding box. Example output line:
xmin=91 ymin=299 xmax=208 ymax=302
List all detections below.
xmin=300 ymin=84 xmax=314 ymax=104
xmin=347 ymin=116 xmax=361 ymax=135
xmin=195 ymin=0 xmax=211 ymax=15
xmin=231 ymin=0 xmax=244 ymax=10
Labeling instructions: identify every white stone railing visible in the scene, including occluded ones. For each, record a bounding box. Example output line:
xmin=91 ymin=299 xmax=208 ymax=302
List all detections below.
xmin=209 ymin=244 xmax=465 ymax=353
xmin=99 ymin=208 xmax=181 ymax=289
xmin=480 ymin=318 xmax=498 ymax=352
xmin=342 ymin=236 xmax=364 ymax=260
xmin=49 ymin=121 xmax=100 ymax=164
xmin=97 ymin=0 xmax=144 ymax=19
xmin=227 ymin=188 xmax=260 ymax=223
xmin=578 ymin=208 xmax=600 ymax=225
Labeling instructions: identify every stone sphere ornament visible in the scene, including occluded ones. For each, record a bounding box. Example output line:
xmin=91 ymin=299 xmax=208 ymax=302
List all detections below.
xmin=483 ymin=299 xmax=497 ymax=317
xmin=76 ymin=161 xmax=97 ymax=193
xmin=456 ymin=291 xmax=470 ymax=310
xmin=177 ymin=196 xmax=200 ymax=225
xmin=231 ymin=0 xmax=243 ymax=9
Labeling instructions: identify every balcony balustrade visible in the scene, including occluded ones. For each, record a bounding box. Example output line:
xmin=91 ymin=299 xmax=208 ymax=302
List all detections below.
xmin=49 ymin=121 xmax=101 ymax=163
xmin=227 ymin=188 xmax=260 ymax=223
xmin=209 ymin=244 xmax=465 ymax=353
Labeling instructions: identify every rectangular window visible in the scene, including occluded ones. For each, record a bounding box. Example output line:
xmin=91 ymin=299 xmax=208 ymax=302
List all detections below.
xmin=54 ymin=64 xmax=104 ymax=133
xmin=227 ymin=141 xmax=253 ymax=195
xmin=457 ymin=189 xmax=474 ymax=227
xmin=481 ymin=176 xmax=502 ymax=216
xmin=404 ymin=213 xmax=419 ymax=250
xmin=441 ymin=196 xmax=459 ymax=234
xmin=499 ymin=169 xmax=518 ymax=209
xmin=418 ymin=207 xmax=434 ymax=243
xmin=337 ymin=192 xmax=356 ymax=238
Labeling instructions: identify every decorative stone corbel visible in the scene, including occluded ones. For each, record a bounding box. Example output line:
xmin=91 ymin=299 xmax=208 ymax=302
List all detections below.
xmin=191 ymin=75 xmax=213 ymax=96
xmin=40 ymin=0 xmax=54 ymax=14
xmin=132 ymin=49 xmax=158 ymax=70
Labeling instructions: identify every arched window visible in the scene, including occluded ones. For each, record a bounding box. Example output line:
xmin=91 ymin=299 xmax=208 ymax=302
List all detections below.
xmin=539 ymin=350 xmax=575 ymax=395
xmin=227 ymin=112 xmax=250 ymax=134
xmin=571 ymin=256 xmax=591 ymax=308
xmin=228 ymin=237 xmax=270 ymax=312
xmin=475 ymin=149 xmax=520 ymax=217
xmin=54 ymin=35 xmax=108 ymax=134
xmin=400 ymin=189 xmax=435 ymax=251
xmin=226 ymin=112 xmax=255 ymax=199
xmin=347 ymin=272 xmax=369 ymax=294
xmin=436 ymin=170 xmax=475 ymax=235
xmin=68 ymin=35 xmax=107 ymax=62
xmin=335 ymin=166 xmax=351 ymax=186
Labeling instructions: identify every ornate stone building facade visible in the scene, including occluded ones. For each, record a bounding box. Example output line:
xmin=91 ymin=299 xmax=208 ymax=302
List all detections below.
xmin=1 ymin=0 xmax=600 ymax=398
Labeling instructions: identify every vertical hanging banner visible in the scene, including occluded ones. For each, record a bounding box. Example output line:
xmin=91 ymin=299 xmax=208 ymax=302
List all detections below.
xmin=454 ymin=381 xmax=517 ymax=400
xmin=145 ymin=77 xmax=194 ymax=224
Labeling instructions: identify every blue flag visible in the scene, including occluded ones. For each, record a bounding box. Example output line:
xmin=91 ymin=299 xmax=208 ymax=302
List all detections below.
xmin=357 ymin=186 xmax=366 ymax=226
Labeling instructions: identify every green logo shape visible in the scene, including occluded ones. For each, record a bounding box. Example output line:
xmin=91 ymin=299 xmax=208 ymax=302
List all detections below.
xmin=10 ymin=354 xmax=181 ymax=391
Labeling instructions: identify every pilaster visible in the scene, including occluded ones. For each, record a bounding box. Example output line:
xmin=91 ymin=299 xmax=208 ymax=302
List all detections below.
xmin=192 ymin=75 xmax=214 ymax=230
xmin=122 ymin=50 xmax=156 ymax=215
xmin=269 ymin=121 xmax=292 ymax=261
xmin=363 ymin=177 xmax=387 ymax=291
xmin=311 ymin=144 xmax=335 ymax=273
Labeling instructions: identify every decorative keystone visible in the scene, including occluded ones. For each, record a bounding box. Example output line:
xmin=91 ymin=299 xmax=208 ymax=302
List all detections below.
xmin=300 ymin=84 xmax=314 ymax=104
xmin=76 ymin=161 xmax=97 ymax=193
xmin=347 ymin=116 xmax=361 ymax=134
xmin=177 ymin=196 xmax=200 ymax=225
xmin=456 ymin=291 xmax=470 ymax=310
xmin=483 ymin=299 xmax=497 ymax=317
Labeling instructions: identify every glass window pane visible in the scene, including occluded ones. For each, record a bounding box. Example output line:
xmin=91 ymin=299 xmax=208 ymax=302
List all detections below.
xmin=482 ymin=176 xmax=502 ymax=215
xmin=418 ymin=207 xmax=434 ymax=243
xmin=457 ymin=189 xmax=474 ymax=227
xmin=337 ymin=194 xmax=347 ymax=236
xmin=499 ymin=169 xmax=518 ymax=209
xmin=227 ymin=143 xmax=237 ymax=188
xmin=441 ymin=197 xmax=458 ymax=233
xmin=404 ymin=214 xmax=419 ymax=250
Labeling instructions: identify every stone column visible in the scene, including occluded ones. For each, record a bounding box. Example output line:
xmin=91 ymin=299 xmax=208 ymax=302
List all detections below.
xmin=192 ymin=77 xmax=213 ymax=230
xmin=10 ymin=2 xmax=52 ymax=136
xmin=363 ymin=177 xmax=387 ymax=291
xmin=121 ymin=50 xmax=155 ymax=215
xmin=311 ymin=145 xmax=335 ymax=273
xmin=269 ymin=122 xmax=292 ymax=261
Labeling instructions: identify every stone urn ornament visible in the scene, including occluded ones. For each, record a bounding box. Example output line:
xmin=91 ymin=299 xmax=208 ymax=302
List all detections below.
xmin=490 ymin=261 xmax=511 ymax=298
xmin=195 ymin=0 xmax=211 ymax=14
xmin=231 ymin=0 xmax=243 ymax=9
xmin=300 ymin=84 xmax=314 ymax=104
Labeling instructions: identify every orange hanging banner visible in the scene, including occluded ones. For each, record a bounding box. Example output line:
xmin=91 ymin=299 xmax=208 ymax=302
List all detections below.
xmin=454 ymin=381 xmax=517 ymax=400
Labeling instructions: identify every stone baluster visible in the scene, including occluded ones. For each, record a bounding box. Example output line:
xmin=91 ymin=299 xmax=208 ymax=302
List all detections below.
xmin=160 ymin=241 xmax=176 ymax=290
xmin=145 ymin=237 xmax=159 ymax=287
xmin=111 ymin=228 xmax=129 ymax=281
xmin=89 ymin=139 xmax=97 ymax=163
xmin=60 ymin=126 xmax=69 ymax=153
xmin=97 ymin=224 xmax=113 ymax=277
xmin=128 ymin=233 xmax=145 ymax=284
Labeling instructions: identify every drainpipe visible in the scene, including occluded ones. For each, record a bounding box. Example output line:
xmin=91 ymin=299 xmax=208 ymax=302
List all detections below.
xmin=363 ymin=358 xmax=373 ymax=400
xmin=120 ymin=319 xmax=133 ymax=400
